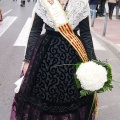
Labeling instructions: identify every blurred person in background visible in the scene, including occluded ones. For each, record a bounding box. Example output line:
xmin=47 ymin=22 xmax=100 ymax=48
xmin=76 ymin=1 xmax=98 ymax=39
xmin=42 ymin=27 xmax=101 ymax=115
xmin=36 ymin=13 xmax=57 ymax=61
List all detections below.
xmin=107 ymin=0 xmax=118 ymax=19
xmin=99 ymin=0 xmax=107 ymax=16
xmin=0 ymin=8 xmax=3 ymax=22
xmin=20 ymin=0 xmax=25 ymax=7
xmin=0 ymin=0 xmax=2 ymax=22
xmin=89 ymin=0 xmax=98 ymax=18
xmin=116 ymin=0 xmax=120 ymax=19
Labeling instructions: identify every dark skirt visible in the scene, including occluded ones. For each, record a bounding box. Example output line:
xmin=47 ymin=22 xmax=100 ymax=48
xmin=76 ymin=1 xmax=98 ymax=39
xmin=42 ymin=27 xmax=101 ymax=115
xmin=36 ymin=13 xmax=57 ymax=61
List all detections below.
xmin=10 ymin=31 xmax=95 ymax=120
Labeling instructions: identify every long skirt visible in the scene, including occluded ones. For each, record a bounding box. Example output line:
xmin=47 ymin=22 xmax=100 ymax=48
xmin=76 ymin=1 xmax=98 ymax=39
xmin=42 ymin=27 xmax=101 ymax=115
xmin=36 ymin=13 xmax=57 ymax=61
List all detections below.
xmin=10 ymin=31 xmax=95 ymax=120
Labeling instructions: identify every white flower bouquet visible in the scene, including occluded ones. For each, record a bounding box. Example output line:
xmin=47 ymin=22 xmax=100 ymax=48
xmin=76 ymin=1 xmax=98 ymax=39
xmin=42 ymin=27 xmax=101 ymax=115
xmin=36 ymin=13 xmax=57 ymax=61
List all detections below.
xmin=75 ymin=60 xmax=113 ymax=97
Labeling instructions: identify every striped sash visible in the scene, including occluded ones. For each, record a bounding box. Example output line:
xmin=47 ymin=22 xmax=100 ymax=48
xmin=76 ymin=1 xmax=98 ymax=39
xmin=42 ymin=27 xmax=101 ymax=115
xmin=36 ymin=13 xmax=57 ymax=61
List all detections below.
xmin=43 ymin=0 xmax=88 ymax=62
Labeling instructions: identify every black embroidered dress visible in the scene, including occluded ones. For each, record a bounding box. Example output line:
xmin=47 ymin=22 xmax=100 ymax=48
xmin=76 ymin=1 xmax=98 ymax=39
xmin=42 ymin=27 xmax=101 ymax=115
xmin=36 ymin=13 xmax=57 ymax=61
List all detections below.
xmin=10 ymin=2 xmax=96 ymax=120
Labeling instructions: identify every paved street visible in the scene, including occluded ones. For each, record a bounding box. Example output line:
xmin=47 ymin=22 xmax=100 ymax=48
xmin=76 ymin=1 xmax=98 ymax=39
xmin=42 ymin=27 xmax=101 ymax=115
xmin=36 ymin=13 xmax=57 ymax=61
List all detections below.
xmin=0 ymin=0 xmax=120 ymax=120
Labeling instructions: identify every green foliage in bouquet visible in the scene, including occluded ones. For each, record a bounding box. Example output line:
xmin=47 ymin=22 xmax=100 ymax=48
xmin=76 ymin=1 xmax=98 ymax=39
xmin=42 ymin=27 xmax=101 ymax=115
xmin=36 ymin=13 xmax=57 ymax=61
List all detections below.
xmin=93 ymin=60 xmax=113 ymax=92
xmin=74 ymin=60 xmax=113 ymax=97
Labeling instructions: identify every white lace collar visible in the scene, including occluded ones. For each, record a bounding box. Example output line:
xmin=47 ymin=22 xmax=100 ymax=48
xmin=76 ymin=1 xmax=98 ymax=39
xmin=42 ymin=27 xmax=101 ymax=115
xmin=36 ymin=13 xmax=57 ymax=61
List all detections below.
xmin=34 ymin=0 xmax=89 ymax=31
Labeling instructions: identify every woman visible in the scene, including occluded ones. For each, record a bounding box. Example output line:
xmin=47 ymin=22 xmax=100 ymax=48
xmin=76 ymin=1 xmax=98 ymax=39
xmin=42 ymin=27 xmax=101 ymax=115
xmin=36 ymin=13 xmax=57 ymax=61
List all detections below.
xmin=10 ymin=0 xmax=97 ymax=120
xmin=107 ymin=0 xmax=118 ymax=19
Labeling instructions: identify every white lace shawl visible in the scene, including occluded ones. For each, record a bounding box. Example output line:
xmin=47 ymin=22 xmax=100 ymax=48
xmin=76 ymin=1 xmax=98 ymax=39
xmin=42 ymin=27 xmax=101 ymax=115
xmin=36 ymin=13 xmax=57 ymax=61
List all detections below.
xmin=34 ymin=0 xmax=89 ymax=31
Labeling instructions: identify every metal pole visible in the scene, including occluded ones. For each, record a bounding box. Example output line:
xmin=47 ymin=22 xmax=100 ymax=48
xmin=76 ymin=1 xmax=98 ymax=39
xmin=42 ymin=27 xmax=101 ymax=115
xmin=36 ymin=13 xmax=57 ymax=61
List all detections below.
xmin=91 ymin=10 xmax=97 ymax=27
xmin=102 ymin=13 xmax=108 ymax=36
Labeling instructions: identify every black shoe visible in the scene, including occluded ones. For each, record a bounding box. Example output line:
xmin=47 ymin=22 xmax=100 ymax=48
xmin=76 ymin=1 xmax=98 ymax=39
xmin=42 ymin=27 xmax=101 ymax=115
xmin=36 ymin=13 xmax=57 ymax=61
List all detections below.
xmin=20 ymin=4 xmax=25 ymax=7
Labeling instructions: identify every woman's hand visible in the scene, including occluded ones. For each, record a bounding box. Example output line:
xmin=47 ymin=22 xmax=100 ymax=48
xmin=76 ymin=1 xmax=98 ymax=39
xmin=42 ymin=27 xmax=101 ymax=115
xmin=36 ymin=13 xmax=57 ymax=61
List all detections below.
xmin=23 ymin=61 xmax=29 ymax=76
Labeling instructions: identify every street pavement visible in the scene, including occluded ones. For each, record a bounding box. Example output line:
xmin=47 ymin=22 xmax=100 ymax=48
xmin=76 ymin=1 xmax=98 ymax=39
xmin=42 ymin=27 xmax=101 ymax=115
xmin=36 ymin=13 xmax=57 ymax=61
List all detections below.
xmin=0 ymin=0 xmax=120 ymax=120
xmin=91 ymin=4 xmax=120 ymax=58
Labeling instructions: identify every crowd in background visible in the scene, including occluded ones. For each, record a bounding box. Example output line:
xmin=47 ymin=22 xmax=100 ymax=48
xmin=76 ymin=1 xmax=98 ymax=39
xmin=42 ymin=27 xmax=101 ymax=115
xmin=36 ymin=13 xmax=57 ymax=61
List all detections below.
xmin=13 ymin=0 xmax=120 ymax=19
xmin=89 ymin=0 xmax=120 ymax=19
xmin=12 ymin=0 xmax=37 ymax=7
xmin=0 ymin=0 xmax=37 ymax=21
xmin=14 ymin=0 xmax=37 ymax=7
xmin=0 ymin=0 xmax=120 ymax=22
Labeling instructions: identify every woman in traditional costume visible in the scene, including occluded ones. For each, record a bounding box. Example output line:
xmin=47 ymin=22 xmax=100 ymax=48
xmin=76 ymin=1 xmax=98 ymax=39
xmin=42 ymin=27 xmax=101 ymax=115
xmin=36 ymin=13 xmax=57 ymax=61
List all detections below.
xmin=10 ymin=0 xmax=97 ymax=119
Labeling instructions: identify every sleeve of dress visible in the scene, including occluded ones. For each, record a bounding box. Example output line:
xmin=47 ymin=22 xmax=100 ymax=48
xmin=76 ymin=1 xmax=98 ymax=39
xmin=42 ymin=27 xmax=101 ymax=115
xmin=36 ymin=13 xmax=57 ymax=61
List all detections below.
xmin=79 ymin=16 xmax=97 ymax=60
xmin=24 ymin=12 xmax=44 ymax=62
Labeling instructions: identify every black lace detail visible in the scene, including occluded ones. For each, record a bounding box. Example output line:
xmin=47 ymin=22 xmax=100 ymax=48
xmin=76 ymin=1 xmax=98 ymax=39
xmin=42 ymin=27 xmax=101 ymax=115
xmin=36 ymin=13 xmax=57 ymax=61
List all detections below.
xmin=11 ymin=99 xmax=95 ymax=120
xmin=15 ymin=33 xmax=95 ymax=115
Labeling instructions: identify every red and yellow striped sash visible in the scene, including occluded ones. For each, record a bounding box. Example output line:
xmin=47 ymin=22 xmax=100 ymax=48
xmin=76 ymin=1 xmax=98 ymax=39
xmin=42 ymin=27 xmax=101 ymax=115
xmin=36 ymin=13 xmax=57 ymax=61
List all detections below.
xmin=58 ymin=23 xmax=88 ymax=62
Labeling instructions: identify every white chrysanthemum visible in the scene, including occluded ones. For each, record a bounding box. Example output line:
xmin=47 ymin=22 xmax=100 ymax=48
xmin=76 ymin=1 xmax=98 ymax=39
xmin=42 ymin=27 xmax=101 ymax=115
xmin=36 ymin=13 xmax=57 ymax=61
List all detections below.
xmin=76 ymin=61 xmax=107 ymax=91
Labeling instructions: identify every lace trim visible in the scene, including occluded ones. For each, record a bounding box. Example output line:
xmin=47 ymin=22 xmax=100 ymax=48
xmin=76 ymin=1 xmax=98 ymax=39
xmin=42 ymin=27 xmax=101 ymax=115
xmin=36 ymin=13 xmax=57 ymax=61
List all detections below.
xmin=34 ymin=0 xmax=89 ymax=31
